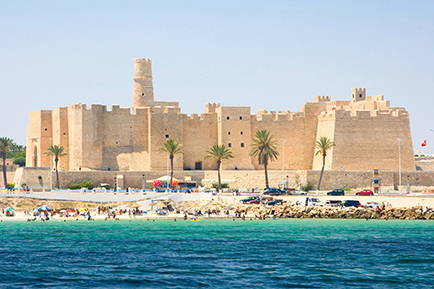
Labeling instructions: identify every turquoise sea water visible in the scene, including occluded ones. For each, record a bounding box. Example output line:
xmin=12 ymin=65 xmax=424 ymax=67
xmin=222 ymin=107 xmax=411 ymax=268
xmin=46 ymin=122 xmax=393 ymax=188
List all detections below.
xmin=1 ymin=219 xmax=434 ymax=288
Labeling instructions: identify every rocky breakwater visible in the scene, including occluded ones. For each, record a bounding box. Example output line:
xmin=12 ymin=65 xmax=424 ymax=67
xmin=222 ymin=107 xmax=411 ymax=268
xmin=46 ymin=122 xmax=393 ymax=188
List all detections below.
xmin=235 ymin=205 xmax=434 ymax=220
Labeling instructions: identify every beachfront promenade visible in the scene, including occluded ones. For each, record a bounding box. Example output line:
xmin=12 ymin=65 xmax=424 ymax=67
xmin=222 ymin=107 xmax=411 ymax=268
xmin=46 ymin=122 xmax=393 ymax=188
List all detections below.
xmin=0 ymin=189 xmax=212 ymax=204
xmin=2 ymin=188 xmax=434 ymax=208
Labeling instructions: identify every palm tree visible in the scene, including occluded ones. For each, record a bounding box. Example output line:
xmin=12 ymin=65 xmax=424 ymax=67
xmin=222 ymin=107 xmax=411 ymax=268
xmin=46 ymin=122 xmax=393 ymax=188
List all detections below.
xmin=0 ymin=137 xmax=14 ymax=188
xmin=249 ymin=130 xmax=279 ymax=189
xmin=159 ymin=139 xmax=183 ymax=189
xmin=44 ymin=145 xmax=67 ymax=189
xmin=204 ymin=144 xmax=234 ymax=192
xmin=315 ymin=136 xmax=335 ymax=190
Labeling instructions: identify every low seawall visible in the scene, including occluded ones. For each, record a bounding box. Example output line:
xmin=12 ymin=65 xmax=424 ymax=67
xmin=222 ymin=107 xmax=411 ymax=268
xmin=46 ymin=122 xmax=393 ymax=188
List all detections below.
xmin=237 ymin=205 xmax=434 ymax=220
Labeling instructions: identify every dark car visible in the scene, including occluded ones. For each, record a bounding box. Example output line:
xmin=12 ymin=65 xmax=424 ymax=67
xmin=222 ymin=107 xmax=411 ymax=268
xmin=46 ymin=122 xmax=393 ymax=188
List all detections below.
xmin=356 ymin=189 xmax=374 ymax=196
xmin=240 ymin=196 xmax=258 ymax=203
xmin=265 ymin=199 xmax=283 ymax=206
xmin=343 ymin=200 xmax=362 ymax=207
xmin=263 ymin=187 xmax=285 ymax=195
xmin=327 ymin=189 xmax=345 ymax=196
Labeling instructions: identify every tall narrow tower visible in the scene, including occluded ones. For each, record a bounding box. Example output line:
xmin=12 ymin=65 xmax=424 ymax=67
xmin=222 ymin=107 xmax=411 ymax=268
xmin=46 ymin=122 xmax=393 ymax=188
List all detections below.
xmin=133 ymin=58 xmax=154 ymax=107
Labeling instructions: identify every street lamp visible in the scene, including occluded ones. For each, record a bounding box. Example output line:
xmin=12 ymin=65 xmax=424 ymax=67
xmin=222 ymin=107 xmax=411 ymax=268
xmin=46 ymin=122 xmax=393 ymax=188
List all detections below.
xmin=398 ymin=138 xmax=402 ymax=193
xmin=142 ymin=174 xmax=145 ymax=191
xmin=49 ymin=138 xmax=52 ymax=191
xmin=281 ymin=139 xmax=286 ymax=188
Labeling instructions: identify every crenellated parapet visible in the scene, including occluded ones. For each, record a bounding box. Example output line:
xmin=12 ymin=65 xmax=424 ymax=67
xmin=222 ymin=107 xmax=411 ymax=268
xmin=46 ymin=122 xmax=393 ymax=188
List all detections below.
xmin=314 ymin=95 xmax=331 ymax=102
xmin=319 ymin=107 xmax=410 ymax=121
xmin=205 ymin=103 xmax=221 ymax=113
xmin=254 ymin=110 xmax=301 ymax=122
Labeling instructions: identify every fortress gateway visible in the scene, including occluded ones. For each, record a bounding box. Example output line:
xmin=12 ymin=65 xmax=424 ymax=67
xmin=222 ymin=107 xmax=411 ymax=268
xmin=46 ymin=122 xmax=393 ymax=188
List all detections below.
xmin=26 ymin=58 xmax=415 ymax=173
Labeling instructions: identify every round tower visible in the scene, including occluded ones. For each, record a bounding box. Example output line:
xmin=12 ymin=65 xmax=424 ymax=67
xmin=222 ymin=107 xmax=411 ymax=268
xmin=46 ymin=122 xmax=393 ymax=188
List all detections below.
xmin=133 ymin=58 xmax=154 ymax=107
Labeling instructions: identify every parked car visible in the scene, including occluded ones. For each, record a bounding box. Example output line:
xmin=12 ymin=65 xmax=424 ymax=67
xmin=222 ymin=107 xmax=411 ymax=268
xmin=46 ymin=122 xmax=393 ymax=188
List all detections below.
xmin=323 ymin=200 xmax=343 ymax=207
xmin=343 ymin=200 xmax=362 ymax=207
xmin=288 ymin=190 xmax=307 ymax=195
xmin=364 ymin=201 xmax=381 ymax=208
xmin=356 ymin=189 xmax=374 ymax=196
xmin=265 ymin=199 xmax=283 ymax=206
xmin=240 ymin=196 xmax=258 ymax=203
xmin=249 ymin=196 xmax=273 ymax=204
xmin=327 ymin=189 xmax=345 ymax=196
xmin=205 ymin=189 xmax=217 ymax=195
xmin=263 ymin=187 xmax=285 ymax=195
xmin=298 ymin=197 xmax=321 ymax=206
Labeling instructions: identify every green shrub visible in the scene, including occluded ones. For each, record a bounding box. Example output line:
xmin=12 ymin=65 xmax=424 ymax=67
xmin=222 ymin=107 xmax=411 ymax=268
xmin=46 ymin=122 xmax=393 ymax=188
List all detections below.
xmin=13 ymin=157 xmax=26 ymax=167
xmin=344 ymin=187 xmax=351 ymax=191
xmin=38 ymin=176 xmax=42 ymax=180
xmin=80 ymin=180 xmax=95 ymax=189
xmin=100 ymin=184 xmax=111 ymax=189
xmin=211 ymin=183 xmax=229 ymax=189
xmin=7 ymin=183 xmax=15 ymax=189
xmin=301 ymin=181 xmax=313 ymax=192
xmin=69 ymin=183 xmax=81 ymax=189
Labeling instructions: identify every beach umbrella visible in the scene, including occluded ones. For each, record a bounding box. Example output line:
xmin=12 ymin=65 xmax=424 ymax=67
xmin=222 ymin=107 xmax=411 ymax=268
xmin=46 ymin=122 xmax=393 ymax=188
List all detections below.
xmin=5 ymin=207 xmax=14 ymax=211
xmin=128 ymin=202 xmax=141 ymax=208
xmin=38 ymin=206 xmax=50 ymax=211
xmin=153 ymin=180 xmax=162 ymax=187
xmin=60 ymin=210 xmax=67 ymax=213
xmin=172 ymin=180 xmax=179 ymax=186
xmin=65 ymin=209 xmax=75 ymax=213
xmin=78 ymin=208 xmax=86 ymax=212
xmin=153 ymin=201 xmax=167 ymax=208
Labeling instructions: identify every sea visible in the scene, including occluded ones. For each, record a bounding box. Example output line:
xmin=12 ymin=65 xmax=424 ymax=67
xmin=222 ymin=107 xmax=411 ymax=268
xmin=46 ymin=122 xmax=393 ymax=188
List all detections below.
xmin=1 ymin=218 xmax=434 ymax=288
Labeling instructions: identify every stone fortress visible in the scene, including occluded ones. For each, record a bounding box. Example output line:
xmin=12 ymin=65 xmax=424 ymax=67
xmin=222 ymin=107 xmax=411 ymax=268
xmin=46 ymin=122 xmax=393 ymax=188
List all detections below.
xmin=26 ymin=58 xmax=415 ymax=174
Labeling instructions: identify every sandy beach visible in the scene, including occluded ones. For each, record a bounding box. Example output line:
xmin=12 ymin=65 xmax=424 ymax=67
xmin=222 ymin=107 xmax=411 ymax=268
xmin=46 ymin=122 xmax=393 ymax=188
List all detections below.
xmin=2 ymin=193 xmax=434 ymax=222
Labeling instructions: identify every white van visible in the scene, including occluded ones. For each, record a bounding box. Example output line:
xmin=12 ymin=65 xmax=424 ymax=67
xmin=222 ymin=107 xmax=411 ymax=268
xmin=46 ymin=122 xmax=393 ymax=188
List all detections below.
xmin=298 ymin=197 xmax=321 ymax=206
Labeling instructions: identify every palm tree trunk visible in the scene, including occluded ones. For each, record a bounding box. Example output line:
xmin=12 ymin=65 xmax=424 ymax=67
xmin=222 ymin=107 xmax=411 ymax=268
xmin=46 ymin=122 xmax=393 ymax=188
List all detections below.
xmin=2 ymin=154 xmax=7 ymax=188
xmin=217 ymin=160 xmax=222 ymax=192
xmin=170 ymin=155 xmax=174 ymax=190
xmin=264 ymin=161 xmax=269 ymax=189
xmin=317 ymin=154 xmax=326 ymax=190
xmin=55 ymin=159 xmax=59 ymax=189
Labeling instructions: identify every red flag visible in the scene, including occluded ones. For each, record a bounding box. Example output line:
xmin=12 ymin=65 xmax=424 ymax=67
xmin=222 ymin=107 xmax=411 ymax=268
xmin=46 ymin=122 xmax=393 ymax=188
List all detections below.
xmin=421 ymin=140 xmax=427 ymax=147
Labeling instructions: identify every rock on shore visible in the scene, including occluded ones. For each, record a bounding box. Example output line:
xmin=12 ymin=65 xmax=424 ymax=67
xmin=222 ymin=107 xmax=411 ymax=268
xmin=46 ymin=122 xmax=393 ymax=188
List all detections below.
xmin=236 ymin=205 xmax=434 ymax=220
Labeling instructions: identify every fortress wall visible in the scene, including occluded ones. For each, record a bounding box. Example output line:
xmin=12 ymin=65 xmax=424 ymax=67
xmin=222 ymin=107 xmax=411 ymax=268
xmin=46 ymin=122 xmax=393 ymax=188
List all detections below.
xmin=51 ymin=107 xmax=69 ymax=171
xmin=319 ymin=109 xmax=415 ymax=171
xmin=252 ymin=112 xmax=308 ymax=170
xmin=26 ymin=110 xmax=53 ymax=168
xmin=67 ymin=104 xmax=84 ymax=170
xmin=182 ymin=113 xmax=218 ymax=170
xmin=10 ymin=167 xmax=434 ymax=191
xmin=204 ymin=170 xmax=308 ymax=189
xmin=312 ymin=112 xmax=336 ymax=170
xmin=79 ymin=105 xmax=105 ymax=170
xmin=154 ymin=101 xmax=179 ymax=108
xmin=217 ymin=107 xmax=254 ymax=169
xmin=12 ymin=167 xmax=51 ymax=189
xmin=55 ymin=170 xmax=206 ymax=189
xmin=148 ymin=107 xmax=184 ymax=171
xmin=99 ymin=105 xmax=149 ymax=171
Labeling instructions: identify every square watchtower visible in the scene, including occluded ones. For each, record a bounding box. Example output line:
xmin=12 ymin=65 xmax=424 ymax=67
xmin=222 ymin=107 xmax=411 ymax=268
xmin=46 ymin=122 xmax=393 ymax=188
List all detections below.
xmin=351 ymin=88 xmax=366 ymax=102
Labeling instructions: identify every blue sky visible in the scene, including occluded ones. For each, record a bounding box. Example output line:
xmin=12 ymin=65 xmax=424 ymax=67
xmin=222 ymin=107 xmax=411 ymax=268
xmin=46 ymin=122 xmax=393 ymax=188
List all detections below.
xmin=1 ymin=0 xmax=433 ymax=154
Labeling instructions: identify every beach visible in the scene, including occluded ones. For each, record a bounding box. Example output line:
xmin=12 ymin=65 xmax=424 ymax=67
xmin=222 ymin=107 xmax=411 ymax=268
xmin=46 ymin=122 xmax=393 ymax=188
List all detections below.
xmin=3 ymin=193 xmax=434 ymax=222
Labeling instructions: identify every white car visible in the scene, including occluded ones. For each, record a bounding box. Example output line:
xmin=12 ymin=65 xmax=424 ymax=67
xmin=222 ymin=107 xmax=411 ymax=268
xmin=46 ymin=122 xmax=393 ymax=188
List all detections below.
xmin=364 ymin=201 xmax=381 ymax=208
xmin=298 ymin=197 xmax=321 ymax=206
